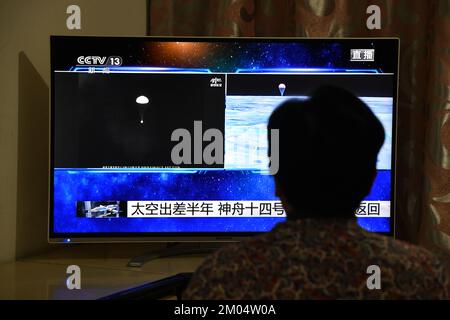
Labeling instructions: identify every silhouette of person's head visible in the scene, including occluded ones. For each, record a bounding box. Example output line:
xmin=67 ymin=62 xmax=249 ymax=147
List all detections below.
xmin=268 ymin=85 xmax=385 ymax=220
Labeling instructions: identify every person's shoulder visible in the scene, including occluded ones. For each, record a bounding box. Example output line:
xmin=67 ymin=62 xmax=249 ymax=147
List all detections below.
xmin=205 ymin=232 xmax=275 ymax=270
xmin=360 ymin=229 xmax=441 ymax=265
xmin=366 ymin=230 xmax=439 ymax=260
xmin=182 ymin=233 xmax=275 ymax=299
xmin=388 ymin=237 xmax=450 ymax=274
xmin=361 ymin=230 xmax=450 ymax=297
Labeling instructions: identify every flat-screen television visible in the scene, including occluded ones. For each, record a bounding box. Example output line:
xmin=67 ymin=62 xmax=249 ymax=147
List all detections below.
xmin=49 ymin=36 xmax=399 ymax=242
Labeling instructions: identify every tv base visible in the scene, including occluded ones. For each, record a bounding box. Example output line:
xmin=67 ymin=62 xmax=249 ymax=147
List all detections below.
xmin=127 ymin=242 xmax=224 ymax=268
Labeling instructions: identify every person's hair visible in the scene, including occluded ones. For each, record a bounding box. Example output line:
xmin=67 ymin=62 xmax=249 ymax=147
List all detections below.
xmin=268 ymin=85 xmax=385 ymax=219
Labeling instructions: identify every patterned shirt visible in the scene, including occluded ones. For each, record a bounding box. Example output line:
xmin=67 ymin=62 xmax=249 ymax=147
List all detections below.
xmin=183 ymin=219 xmax=450 ymax=299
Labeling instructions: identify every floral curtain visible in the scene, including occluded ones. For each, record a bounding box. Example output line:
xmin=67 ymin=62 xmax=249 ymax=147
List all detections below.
xmin=148 ymin=0 xmax=450 ymax=252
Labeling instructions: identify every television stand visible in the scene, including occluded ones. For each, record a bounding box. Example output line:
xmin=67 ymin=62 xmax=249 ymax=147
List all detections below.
xmin=127 ymin=242 xmax=224 ymax=267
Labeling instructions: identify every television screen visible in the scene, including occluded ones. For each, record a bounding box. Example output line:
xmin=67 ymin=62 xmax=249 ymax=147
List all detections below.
xmin=50 ymin=36 xmax=398 ymax=242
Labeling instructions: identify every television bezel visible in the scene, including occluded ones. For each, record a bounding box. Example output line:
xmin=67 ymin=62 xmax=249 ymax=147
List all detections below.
xmin=48 ymin=35 xmax=399 ymax=243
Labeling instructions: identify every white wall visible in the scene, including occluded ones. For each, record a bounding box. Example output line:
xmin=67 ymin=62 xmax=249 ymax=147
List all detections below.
xmin=0 ymin=0 xmax=147 ymax=262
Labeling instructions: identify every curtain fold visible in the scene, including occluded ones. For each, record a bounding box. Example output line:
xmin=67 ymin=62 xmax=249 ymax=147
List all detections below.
xmin=419 ymin=1 xmax=450 ymax=253
xmin=148 ymin=0 xmax=450 ymax=251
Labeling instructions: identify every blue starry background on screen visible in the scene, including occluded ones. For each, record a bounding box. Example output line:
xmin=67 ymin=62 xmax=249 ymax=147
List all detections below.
xmin=53 ymin=41 xmax=392 ymax=234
